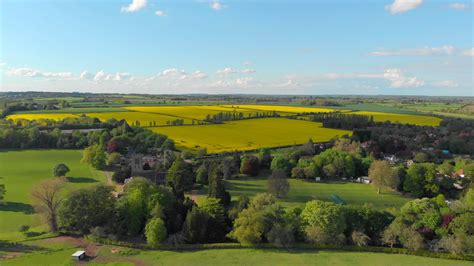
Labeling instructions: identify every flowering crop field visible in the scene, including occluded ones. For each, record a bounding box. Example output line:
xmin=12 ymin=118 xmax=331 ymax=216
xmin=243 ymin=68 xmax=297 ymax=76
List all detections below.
xmin=85 ymin=112 xmax=194 ymax=126
xmin=351 ymin=111 xmax=442 ymax=126
xmin=6 ymin=113 xmax=80 ymax=121
xmin=125 ymin=105 xmax=259 ymax=120
xmin=152 ymin=118 xmax=351 ymax=153
xmin=222 ymin=104 xmax=338 ymax=114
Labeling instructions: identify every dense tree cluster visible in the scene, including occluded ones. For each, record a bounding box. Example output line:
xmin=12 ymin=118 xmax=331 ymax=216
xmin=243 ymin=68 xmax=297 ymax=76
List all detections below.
xmin=0 ymin=120 xmax=174 ymax=152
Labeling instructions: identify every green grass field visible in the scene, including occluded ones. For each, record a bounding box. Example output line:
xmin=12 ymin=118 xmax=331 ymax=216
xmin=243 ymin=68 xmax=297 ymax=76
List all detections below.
xmin=2 ymin=240 xmax=472 ymax=266
xmin=191 ymin=174 xmax=410 ymax=210
xmin=153 ymin=118 xmax=351 ymax=153
xmin=0 ymin=150 xmax=106 ymax=241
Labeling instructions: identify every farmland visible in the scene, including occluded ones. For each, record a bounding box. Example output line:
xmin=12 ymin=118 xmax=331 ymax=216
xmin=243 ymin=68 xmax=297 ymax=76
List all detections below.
xmin=222 ymin=104 xmax=338 ymax=114
xmin=86 ymin=112 xmax=193 ymax=126
xmin=126 ymin=105 xmax=259 ymax=120
xmin=6 ymin=113 xmax=80 ymax=121
xmin=351 ymin=111 xmax=442 ymax=126
xmin=0 ymin=150 xmax=105 ymax=241
xmin=153 ymin=118 xmax=351 ymax=153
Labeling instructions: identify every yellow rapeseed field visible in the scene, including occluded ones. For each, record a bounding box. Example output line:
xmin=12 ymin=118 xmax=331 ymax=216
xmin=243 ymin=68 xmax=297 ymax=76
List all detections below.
xmin=351 ymin=111 xmax=442 ymax=126
xmin=85 ymin=112 xmax=193 ymax=126
xmin=222 ymin=104 xmax=337 ymax=114
xmin=6 ymin=113 xmax=80 ymax=121
xmin=125 ymin=105 xmax=258 ymax=120
xmin=152 ymin=118 xmax=351 ymax=153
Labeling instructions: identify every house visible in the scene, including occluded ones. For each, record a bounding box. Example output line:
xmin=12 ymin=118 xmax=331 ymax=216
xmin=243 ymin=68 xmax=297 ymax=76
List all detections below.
xmin=71 ymin=250 xmax=86 ymax=261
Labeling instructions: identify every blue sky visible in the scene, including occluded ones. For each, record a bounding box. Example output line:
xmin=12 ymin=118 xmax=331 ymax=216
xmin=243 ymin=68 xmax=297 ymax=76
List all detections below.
xmin=0 ymin=0 xmax=472 ymax=95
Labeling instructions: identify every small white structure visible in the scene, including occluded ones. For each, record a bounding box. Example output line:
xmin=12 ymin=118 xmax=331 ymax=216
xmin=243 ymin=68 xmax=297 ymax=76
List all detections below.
xmin=315 ymin=177 xmax=321 ymax=182
xmin=72 ymin=250 xmax=86 ymax=261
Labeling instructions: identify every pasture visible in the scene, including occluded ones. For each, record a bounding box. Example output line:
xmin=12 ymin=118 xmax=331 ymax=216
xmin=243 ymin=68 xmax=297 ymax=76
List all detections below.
xmin=351 ymin=111 xmax=442 ymax=126
xmin=191 ymin=175 xmax=410 ymax=209
xmin=0 ymin=150 xmax=105 ymax=241
xmin=153 ymin=118 xmax=351 ymax=153
xmin=2 ymin=238 xmax=472 ymax=266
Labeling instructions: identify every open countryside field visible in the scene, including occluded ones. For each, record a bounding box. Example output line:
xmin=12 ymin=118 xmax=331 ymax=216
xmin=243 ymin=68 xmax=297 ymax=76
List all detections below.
xmin=351 ymin=111 xmax=442 ymax=126
xmin=86 ymin=112 xmax=194 ymax=126
xmin=191 ymin=175 xmax=410 ymax=209
xmin=6 ymin=113 xmax=80 ymax=121
xmin=2 ymin=240 xmax=472 ymax=266
xmin=223 ymin=104 xmax=338 ymax=114
xmin=153 ymin=118 xmax=351 ymax=153
xmin=0 ymin=150 xmax=106 ymax=241
xmin=126 ymin=105 xmax=259 ymax=120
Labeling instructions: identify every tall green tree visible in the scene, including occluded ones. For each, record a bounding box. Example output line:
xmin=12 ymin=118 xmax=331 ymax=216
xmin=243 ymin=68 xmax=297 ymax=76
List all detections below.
xmin=59 ymin=185 xmax=115 ymax=233
xmin=145 ymin=218 xmax=167 ymax=247
xmin=166 ymin=158 xmax=194 ymax=198
xmin=368 ymin=160 xmax=399 ymax=194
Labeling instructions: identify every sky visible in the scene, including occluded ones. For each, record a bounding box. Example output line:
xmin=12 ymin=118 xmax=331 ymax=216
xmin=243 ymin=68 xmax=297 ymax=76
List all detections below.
xmin=0 ymin=0 xmax=473 ymax=96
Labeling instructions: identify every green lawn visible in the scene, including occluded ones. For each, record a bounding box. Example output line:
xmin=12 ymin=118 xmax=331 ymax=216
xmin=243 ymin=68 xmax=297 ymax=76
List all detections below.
xmin=192 ymin=174 xmax=410 ymax=210
xmin=0 ymin=150 xmax=106 ymax=241
xmin=2 ymin=243 xmax=472 ymax=266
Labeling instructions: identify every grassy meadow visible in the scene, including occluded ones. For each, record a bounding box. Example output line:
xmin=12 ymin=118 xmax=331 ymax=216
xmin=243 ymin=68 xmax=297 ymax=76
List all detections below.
xmin=0 ymin=150 xmax=106 ymax=241
xmin=153 ymin=118 xmax=351 ymax=153
xmin=190 ymin=174 xmax=410 ymax=210
xmin=2 ymin=239 xmax=472 ymax=266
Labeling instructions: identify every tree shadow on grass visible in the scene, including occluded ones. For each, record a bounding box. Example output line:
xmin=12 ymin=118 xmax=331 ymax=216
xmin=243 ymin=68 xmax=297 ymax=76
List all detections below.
xmin=0 ymin=241 xmax=47 ymax=253
xmin=66 ymin=176 xmax=98 ymax=183
xmin=0 ymin=202 xmax=34 ymax=214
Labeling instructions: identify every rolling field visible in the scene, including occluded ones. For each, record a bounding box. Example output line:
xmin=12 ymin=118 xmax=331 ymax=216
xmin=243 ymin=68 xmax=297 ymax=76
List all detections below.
xmin=6 ymin=113 xmax=80 ymax=121
xmin=126 ymin=105 xmax=258 ymax=120
xmin=86 ymin=112 xmax=194 ymax=126
xmin=2 ymin=239 xmax=472 ymax=266
xmin=191 ymin=175 xmax=410 ymax=209
xmin=0 ymin=150 xmax=106 ymax=241
xmin=223 ymin=104 xmax=337 ymax=114
xmin=351 ymin=111 xmax=442 ymax=126
xmin=153 ymin=118 xmax=351 ymax=153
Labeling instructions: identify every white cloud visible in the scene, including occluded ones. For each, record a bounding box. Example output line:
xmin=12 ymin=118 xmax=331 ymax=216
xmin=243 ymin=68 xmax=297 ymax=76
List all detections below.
xmin=179 ymin=70 xmax=208 ymax=80
xmin=155 ymin=10 xmax=166 ymax=16
xmin=385 ymin=0 xmax=423 ymax=14
xmin=432 ymin=80 xmax=459 ymax=88
xmin=7 ymin=67 xmax=73 ymax=79
xmin=121 ymin=0 xmax=147 ymax=13
xmin=448 ymin=3 xmax=470 ymax=9
xmin=80 ymin=71 xmax=94 ymax=80
xmin=160 ymin=68 xmax=186 ymax=77
xmin=382 ymin=68 xmax=424 ymax=88
xmin=371 ymin=46 xmax=456 ymax=56
xmin=93 ymin=70 xmax=106 ymax=81
xmin=462 ymin=48 xmax=474 ymax=57
xmin=323 ymin=69 xmax=424 ymax=88
xmin=242 ymin=69 xmax=256 ymax=74
xmin=216 ymin=67 xmax=237 ymax=76
xmin=210 ymin=0 xmax=223 ymax=10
